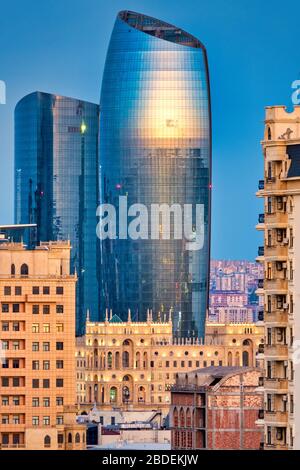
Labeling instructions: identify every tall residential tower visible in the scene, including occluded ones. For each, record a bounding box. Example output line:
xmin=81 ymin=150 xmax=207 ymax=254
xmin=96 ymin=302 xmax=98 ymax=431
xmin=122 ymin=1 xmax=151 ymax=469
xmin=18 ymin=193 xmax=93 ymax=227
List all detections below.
xmin=15 ymin=92 xmax=100 ymax=333
xmin=100 ymin=11 xmax=212 ymax=338
xmin=256 ymin=105 xmax=300 ymax=449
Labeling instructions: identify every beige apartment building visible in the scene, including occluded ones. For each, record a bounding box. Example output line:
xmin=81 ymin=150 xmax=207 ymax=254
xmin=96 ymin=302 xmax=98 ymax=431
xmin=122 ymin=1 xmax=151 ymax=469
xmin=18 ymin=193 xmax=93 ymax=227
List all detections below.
xmin=256 ymin=105 xmax=300 ymax=449
xmin=0 ymin=241 xmax=85 ymax=450
xmin=76 ymin=310 xmax=264 ymax=413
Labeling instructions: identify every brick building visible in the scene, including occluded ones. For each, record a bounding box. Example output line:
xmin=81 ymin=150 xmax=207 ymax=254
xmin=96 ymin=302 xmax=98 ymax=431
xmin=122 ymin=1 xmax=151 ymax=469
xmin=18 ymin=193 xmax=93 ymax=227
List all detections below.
xmin=170 ymin=366 xmax=264 ymax=450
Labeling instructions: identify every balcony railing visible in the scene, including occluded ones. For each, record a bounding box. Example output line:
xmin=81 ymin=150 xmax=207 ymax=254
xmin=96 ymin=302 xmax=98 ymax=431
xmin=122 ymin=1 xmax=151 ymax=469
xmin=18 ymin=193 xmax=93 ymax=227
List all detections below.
xmin=258 ymin=311 xmax=264 ymax=321
xmin=258 ymin=246 xmax=264 ymax=256
xmin=258 ymin=180 xmax=265 ymax=190
xmin=258 ymin=213 xmax=265 ymax=223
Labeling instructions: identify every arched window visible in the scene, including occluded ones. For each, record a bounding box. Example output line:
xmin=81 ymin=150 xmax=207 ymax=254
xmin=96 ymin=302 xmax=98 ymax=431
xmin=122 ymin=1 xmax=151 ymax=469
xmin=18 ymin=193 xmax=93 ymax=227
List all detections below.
xmin=243 ymin=339 xmax=251 ymax=346
xmin=107 ymin=352 xmax=113 ymax=369
xmin=44 ymin=435 xmax=51 ymax=448
xmin=115 ymin=351 xmax=120 ymax=369
xmin=123 ymin=339 xmax=130 ymax=346
xmin=180 ymin=408 xmax=185 ymax=427
xmin=242 ymin=350 xmax=249 ymax=367
xmin=228 ymin=351 xmax=233 ymax=366
xmin=20 ymin=263 xmax=29 ymax=276
xmin=235 ymin=351 xmax=240 ymax=366
xmin=68 ymin=433 xmax=72 ymax=443
xmin=186 ymin=408 xmax=192 ymax=427
xmin=110 ymin=386 xmax=117 ymax=403
xmin=75 ymin=433 xmax=80 ymax=443
xmin=11 ymin=264 xmax=15 ymax=277
xmin=267 ymin=126 xmax=272 ymax=140
xmin=173 ymin=408 xmax=179 ymax=427
xmin=122 ymin=351 xmax=129 ymax=368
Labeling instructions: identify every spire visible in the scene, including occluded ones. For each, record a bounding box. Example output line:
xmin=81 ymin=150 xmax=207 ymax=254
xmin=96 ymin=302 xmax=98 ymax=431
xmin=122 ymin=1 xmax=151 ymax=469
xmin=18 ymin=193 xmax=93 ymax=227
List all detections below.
xmin=86 ymin=309 xmax=90 ymax=323
xmin=105 ymin=308 xmax=108 ymax=322
xmin=168 ymin=308 xmax=172 ymax=323
xmin=157 ymin=311 xmax=161 ymax=323
xmin=147 ymin=309 xmax=150 ymax=323
xmin=150 ymin=309 xmax=153 ymax=322
xmin=128 ymin=309 xmax=131 ymax=322
xmin=109 ymin=309 xmax=113 ymax=321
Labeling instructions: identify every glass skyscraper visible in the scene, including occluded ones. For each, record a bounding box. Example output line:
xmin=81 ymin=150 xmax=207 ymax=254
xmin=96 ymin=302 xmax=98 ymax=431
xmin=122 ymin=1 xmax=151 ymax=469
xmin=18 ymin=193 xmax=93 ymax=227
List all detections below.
xmin=15 ymin=92 xmax=100 ymax=333
xmin=100 ymin=11 xmax=211 ymax=338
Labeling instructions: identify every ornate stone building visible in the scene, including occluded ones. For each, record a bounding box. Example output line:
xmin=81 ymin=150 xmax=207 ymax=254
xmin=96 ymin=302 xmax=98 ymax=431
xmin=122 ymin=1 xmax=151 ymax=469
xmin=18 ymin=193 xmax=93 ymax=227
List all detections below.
xmin=76 ymin=310 xmax=264 ymax=412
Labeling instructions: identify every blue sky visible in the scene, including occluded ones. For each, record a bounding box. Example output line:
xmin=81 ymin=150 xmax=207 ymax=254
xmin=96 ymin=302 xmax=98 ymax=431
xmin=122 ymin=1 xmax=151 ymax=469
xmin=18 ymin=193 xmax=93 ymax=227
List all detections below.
xmin=0 ymin=0 xmax=299 ymax=260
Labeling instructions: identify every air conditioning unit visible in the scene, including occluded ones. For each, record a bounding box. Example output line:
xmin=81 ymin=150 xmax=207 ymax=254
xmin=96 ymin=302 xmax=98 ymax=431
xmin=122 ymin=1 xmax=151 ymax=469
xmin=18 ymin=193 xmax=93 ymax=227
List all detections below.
xmin=283 ymin=303 xmax=289 ymax=310
xmin=283 ymin=196 xmax=287 ymax=202
xmin=284 ymin=361 xmax=288 ymax=367
xmin=282 ymin=262 xmax=287 ymax=268
xmin=282 ymin=395 xmax=288 ymax=401
xmin=282 ymin=238 xmax=289 ymax=245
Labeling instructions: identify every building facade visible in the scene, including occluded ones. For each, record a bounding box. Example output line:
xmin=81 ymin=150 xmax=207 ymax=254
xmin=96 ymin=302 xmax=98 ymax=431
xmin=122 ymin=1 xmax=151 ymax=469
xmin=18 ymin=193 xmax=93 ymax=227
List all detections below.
xmin=15 ymin=92 xmax=100 ymax=333
xmin=76 ymin=314 xmax=264 ymax=412
xmin=170 ymin=367 xmax=264 ymax=450
xmin=256 ymin=105 xmax=300 ymax=449
xmin=0 ymin=241 xmax=85 ymax=449
xmin=99 ymin=10 xmax=212 ymax=338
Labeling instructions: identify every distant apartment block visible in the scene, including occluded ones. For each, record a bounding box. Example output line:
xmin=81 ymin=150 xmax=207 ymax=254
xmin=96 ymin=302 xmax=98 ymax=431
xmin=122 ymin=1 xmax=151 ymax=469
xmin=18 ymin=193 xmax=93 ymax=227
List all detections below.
xmin=0 ymin=240 xmax=85 ymax=449
xmin=256 ymin=105 xmax=300 ymax=449
xmin=170 ymin=367 xmax=264 ymax=450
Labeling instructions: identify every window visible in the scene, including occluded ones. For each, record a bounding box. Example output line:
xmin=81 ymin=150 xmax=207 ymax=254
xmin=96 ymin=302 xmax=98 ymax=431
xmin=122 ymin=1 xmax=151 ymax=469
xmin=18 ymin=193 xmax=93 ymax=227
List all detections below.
xmin=13 ymin=322 xmax=20 ymax=331
xmin=43 ymin=398 xmax=50 ymax=407
xmin=56 ymin=287 xmax=64 ymax=295
xmin=44 ymin=435 xmax=51 ymax=448
xmin=56 ymin=397 xmax=64 ymax=406
xmin=43 ymin=305 xmax=50 ymax=315
xmin=43 ymin=416 xmax=50 ymax=426
xmin=4 ymin=286 xmax=11 ymax=295
xmin=32 ymin=398 xmax=39 ymax=407
xmin=2 ymin=303 xmax=9 ymax=313
xmin=2 ymin=415 xmax=9 ymax=424
xmin=2 ymin=359 xmax=9 ymax=368
xmin=56 ymin=378 xmax=64 ymax=387
xmin=32 ymin=379 xmax=39 ymax=388
xmin=57 ymin=415 xmax=64 ymax=425
xmin=56 ymin=305 xmax=64 ymax=314
xmin=57 ymin=434 xmax=64 ymax=444
xmin=43 ymin=361 xmax=50 ymax=370
xmin=20 ymin=264 xmax=29 ymax=276
xmin=32 ymin=323 xmax=39 ymax=333
xmin=12 ymin=377 xmax=20 ymax=387
xmin=56 ymin=360 xmax=63 ymax=369
xmin=75 ymin=432 xmax=80 ymax=443
xmin=32 ymin=416 xmax=39 ymax=426
xmin=56 ymin=342 xmax=63 ymax=351
xmin=13 ymin=396 xmax=20 ymax=406
xmin=15 ymin=286 xmax=22 ymax=295
xmin=43 ymin=342 xmax=50 ymax=351
xmin=32 ymin=342 xmax=39 ymax=352
xmin=2 ymin=397 xmax=9 ymax=406
xmin=43 ymin=324 xmax=50 ymax=333
xmin=43 ymin=286 xmax=50 ymax=295
xmin=13 ymin=359 xmax=19 ymax=369
xmin=2 ymin=322 xmax=9 ymax=331
xmin=11 ymin=264 xmax=15 ymax=276
xmin=56 ymin=323 xmax=64 ymax=333
xmin=12 ymin=304 xmax=20 ymax=313
xmin=32 ymin=305 xmax=39 ymax=314
xmin=32 ymin=286 xmax=39 ymax=295
xmin=1 ymin=377 xmax=9 ymax=387
xmin=43 ymin=379 xmax=50 ymax=388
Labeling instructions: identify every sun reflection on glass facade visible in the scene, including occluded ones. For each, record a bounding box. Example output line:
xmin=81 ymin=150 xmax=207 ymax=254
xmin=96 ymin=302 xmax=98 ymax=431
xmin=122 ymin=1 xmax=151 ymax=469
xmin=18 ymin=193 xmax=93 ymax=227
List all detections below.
xmin=100 ymin=11 xmax=211 ymax=338
xmin=15 ymin=92 xmax=100 ymax=333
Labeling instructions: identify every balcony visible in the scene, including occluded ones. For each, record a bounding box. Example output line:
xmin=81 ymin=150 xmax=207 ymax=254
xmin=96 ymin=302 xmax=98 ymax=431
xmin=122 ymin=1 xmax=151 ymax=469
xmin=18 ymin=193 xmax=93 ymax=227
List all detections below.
xmin=265 ymin=344 xmax=288 ymax=358
xmin=265 ymin=212 xmax=288 ymax=226
xmin=265 ymin=410 xmax=288 ymax=425
xmin=258 ymin=180 xmax=265 ymax=190
xmin=264 ymin=244 xmax=288 ymax=258
xmin=265 ymin=310 xmax=288 ymax=324
xmin=257 ymin=310 xmax=264 ymax=322
xmin=258 ymin=246 xmax=264 ymax=257
xmin=264 ymin=378 xmax=288 ymax=392
xmin=258 ymin=213 xmax=265 ymax=224
xmin=257 ymin=279 xmax=264 ymax=289
xmin=264 ymin=278 xmax=288 ymax=292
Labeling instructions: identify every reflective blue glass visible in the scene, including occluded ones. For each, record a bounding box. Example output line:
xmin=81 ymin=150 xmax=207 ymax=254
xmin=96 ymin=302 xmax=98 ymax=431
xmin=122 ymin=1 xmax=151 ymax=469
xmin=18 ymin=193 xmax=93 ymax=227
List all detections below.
xmin=100 ymin=11 xmax=211 ymax=338
xmin=15 ymin=92 xmax=100 ymax=333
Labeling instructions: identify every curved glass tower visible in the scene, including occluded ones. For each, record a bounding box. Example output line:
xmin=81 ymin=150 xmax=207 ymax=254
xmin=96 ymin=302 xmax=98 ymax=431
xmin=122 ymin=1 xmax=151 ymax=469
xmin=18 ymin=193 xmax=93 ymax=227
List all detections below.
xmin=15 ymin=92 xmax=100 ymax=333
xmin=100 ymin=11 xmax=211 ymax=338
